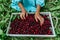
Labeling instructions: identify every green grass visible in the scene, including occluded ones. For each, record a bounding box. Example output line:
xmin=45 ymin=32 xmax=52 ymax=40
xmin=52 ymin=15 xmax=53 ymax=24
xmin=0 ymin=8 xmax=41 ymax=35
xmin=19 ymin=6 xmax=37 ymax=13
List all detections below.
xmin=0 ymin=0 xmax=60 ymax=40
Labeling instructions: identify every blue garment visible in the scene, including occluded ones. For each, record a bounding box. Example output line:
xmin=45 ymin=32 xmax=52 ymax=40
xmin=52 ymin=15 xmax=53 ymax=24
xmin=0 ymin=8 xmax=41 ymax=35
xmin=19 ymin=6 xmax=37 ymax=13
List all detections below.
xmin=11 ymin=0 xmax=45 ymax=12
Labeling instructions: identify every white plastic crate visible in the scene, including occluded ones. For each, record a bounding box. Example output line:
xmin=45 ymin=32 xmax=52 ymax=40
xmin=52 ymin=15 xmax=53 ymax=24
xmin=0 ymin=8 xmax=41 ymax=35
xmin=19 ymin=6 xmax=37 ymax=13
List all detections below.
xmin=6 ymin=12 xmax=56 ymax=37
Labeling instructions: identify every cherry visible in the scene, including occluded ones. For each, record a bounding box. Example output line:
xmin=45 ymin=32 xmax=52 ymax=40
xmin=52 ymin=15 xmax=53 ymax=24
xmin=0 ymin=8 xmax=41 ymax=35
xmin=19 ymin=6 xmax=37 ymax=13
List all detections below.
xmin=9 ymin=14 xmax=52 ymax=35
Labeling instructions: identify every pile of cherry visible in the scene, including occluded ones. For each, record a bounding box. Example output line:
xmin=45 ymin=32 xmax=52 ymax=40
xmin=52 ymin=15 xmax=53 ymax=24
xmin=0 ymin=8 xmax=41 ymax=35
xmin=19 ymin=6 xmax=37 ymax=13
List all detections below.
xmin=9 ymin=14 xmax=52 ymax=35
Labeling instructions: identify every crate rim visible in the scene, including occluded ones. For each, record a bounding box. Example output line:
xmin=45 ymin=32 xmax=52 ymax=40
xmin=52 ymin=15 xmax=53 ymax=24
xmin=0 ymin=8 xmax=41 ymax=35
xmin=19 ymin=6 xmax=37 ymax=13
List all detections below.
xmin=6 ymin=12 xmax=56 ymax=37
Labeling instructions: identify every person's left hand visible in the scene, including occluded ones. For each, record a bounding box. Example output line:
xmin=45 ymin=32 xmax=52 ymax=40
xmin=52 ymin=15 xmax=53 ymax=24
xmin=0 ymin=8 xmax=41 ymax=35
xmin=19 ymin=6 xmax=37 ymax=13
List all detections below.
xmin=34 ymin=12 xmax=44 ymax=26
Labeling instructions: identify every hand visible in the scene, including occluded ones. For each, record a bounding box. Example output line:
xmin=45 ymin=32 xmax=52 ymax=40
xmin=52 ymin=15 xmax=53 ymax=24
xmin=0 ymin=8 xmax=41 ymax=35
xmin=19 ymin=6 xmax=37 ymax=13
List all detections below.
xmin=34 ymin=12 xmax=44 ymax=26
xmin=20 ymin=9 xmax=28 ymax=19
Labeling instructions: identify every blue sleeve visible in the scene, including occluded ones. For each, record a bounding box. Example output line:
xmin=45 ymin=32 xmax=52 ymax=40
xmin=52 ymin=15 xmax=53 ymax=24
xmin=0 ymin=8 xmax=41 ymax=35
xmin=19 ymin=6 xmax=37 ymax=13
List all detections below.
xmin=36 ymin=0 xmax=45 ymax=7
xmin=12 ymin=0 xmax=22 ymax=4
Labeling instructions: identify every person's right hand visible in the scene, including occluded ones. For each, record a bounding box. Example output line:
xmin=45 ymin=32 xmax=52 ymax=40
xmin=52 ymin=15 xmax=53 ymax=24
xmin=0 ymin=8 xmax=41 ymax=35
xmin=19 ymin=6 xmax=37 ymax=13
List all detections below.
xmin=20 ymin=9 xmax=28 ymax=19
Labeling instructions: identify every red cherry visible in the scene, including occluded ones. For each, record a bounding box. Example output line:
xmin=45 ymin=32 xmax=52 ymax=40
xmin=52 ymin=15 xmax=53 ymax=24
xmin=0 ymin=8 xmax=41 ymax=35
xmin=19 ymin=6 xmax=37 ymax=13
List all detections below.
xmin=9 ymin=14 xmax=52 ymax=35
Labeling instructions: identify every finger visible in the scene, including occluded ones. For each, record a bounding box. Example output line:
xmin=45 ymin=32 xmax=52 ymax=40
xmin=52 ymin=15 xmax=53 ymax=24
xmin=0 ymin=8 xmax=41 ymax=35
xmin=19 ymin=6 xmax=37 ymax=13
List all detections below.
xmin=22 ymin=14 xmax=25 ymax=19
xmin=40 ymin=21 xmax=44 ymax=26
xmin=40 ymin=18 xmax=44 ymax=26
xmin=20 ymin=14 xmax=23 ymax=19
xmin=34 ymin=16 xmax=38 ymax=22
xmin=37 ymin=17 xmax=42 ymax=25
xmin=26 ymin=13 xmax=28 ymax=17
xmin=40 ymin=22 xmax=43 ymax=26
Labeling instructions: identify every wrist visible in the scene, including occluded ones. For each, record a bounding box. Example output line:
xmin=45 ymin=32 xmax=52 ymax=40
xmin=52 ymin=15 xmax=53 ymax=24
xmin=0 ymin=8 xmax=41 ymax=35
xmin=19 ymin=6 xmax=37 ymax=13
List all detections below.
xmin=35 ymin=12 xmax=40 ymax=15
xmin=22 ymin=9 xmax=27 ymax=14
xmin=22 ymin=8 xmax=25 ymax=11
